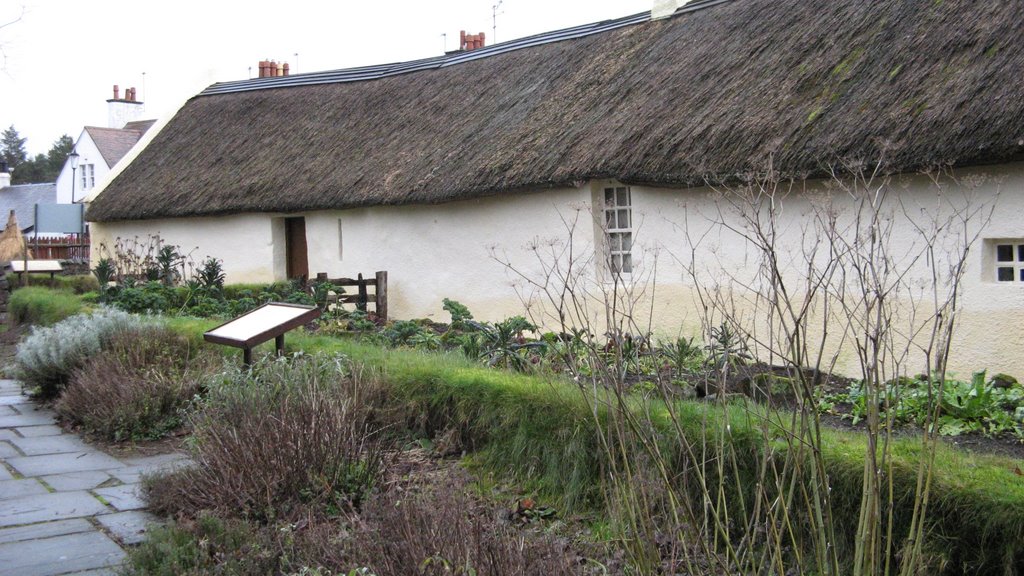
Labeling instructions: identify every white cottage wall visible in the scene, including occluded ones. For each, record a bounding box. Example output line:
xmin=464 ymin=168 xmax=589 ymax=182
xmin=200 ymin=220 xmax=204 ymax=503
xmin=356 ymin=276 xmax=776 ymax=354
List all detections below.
xmin=89 ymin=162 xmax=1024 ymax=376
xmin=303 ymin=186 xmax=594 ymax=323
xmin=90 ymin=214 xmax=278 ymax=283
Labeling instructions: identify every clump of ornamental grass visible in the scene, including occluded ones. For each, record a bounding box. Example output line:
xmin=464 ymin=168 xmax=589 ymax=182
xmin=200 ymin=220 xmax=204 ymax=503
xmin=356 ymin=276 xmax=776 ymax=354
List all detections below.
xmin=8 ymin=286 xmax=83 ymax=326
xmin=56 ymin=325 xmax=217 ymax=441
xmin=14 ymin=307 xmax=147 ymax=399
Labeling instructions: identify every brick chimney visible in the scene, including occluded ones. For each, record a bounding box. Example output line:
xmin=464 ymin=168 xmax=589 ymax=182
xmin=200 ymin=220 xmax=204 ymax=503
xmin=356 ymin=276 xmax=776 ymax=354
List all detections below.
xmin=258 ymin=60 xmax=291 ymax=78
xmin=107 ymin=84 xmax=144 ymax=128
xmin=0 ymin=161 xmax=10 ymax=189
xmin=459 ymin=31 xmax=486 ymax=51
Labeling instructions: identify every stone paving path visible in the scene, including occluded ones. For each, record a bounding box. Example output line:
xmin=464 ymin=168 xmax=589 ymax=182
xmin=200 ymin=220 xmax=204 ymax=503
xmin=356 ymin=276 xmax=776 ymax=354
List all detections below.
xmin=0 ymin=379 xmax=188 ymax=575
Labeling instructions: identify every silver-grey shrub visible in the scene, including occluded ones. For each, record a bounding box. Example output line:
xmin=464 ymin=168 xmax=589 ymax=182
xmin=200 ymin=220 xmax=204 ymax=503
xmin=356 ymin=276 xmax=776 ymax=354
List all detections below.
xmin=15 ymin=307 xmax=150 ymax=399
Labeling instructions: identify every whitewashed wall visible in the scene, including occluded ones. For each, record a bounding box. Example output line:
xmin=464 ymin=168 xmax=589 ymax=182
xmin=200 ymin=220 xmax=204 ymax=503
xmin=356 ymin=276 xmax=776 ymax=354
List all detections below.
xmin=55 ymin=129 xmax=107 ymax=205
xmin=90 ymin=161 xmax=1024 ymax=376
xmin=90 ymin=213 xmax=279 ymax=283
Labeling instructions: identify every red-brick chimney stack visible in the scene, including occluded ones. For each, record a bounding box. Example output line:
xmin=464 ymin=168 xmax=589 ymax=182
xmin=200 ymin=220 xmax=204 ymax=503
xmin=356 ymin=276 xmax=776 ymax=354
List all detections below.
xmin=111 ymin=85 xmax=139 ymax=102
xmin=460 ymin=31 xmax=486 ymax=51
xmin=258 ymin=60 xmax=291 ymax=78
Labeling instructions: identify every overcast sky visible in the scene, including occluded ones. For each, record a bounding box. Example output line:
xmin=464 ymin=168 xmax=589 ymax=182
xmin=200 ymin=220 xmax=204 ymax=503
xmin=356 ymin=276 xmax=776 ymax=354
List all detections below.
xmin=1 ymin=0 xmax=653 ymax=156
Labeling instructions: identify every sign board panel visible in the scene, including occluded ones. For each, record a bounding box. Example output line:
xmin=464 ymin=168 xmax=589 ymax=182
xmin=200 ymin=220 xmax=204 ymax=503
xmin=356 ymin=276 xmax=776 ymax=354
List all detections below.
xmin=10 ymin=260 xmax=62 ymax=273
xmin=35 ymin=204 xmax=84 ymax=234
xmin=204 ymin=302 xmax=321 ymax=350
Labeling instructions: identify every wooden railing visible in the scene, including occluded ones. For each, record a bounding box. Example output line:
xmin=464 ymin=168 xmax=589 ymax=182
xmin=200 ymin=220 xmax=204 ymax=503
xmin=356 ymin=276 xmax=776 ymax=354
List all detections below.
xmin=31 ymin=235 xmax=90 ymax=262
xmin=313 ymin=271 xmax=388 ymax=322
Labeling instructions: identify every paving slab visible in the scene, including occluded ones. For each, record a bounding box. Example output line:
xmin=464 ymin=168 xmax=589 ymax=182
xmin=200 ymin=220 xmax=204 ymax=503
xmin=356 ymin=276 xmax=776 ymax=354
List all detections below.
xmin=0 ymin=405 xmax=16 ymax=416
xmin=0 ymin=478 xmax=50 ymax=500
xmin=0 ymin=530 xmax=126 ymax=576
xmin=41 ymin=470 xmax=114 ymax=492
xmin=16 ymin=425 xmax=65 ymax=437
xmin=93 ymin=484 xmax=145 ymax=512
xmin=64 ymin=569 xmax=121 ymax=576
xmin=0 ymin=518 xmax=93 ymax=544
xmin=0 ymin=429 xmax=19 ymax=441
xmin=0 ymin=409 xmax=56 ymax=428
xmin=0 ymin=490 xmax=110 ymax=527
xmin=108 ymin=454 xmax=191 ymax=484
xmin=0 ymin=464 xmax=13 ymax=481
xmin=9 ymin=435 xmax=91 ymax=456
xmin=0 ymin=440 xmax=21 ymax=458
xmin=0 ymin=394 xmax=27 ymax=406
xmin=96 ymin=510 xmax=160 ymax=545
xmin=7 ymin=451 xmax=125 ymax=477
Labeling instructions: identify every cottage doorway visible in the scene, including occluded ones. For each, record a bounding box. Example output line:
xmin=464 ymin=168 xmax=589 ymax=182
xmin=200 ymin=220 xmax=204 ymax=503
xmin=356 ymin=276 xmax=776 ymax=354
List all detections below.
xmin=284 ymin=217 xmax=308 ymax=282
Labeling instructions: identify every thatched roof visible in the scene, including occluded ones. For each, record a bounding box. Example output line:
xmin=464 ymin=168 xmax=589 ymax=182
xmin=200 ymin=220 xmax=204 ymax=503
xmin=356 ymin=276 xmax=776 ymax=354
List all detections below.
xmin=87 ymin=0 xmax=1024 ymax=222
xmin=0 ymin=211 xmax=31 ymax=261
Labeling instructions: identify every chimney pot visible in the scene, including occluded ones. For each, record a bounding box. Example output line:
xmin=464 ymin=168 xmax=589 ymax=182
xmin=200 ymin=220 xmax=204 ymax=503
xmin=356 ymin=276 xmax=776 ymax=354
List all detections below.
xmin=113 ymin=84 xmax=120 ymax=100
xmin=283 ymin=62 xmax=290 ymax=76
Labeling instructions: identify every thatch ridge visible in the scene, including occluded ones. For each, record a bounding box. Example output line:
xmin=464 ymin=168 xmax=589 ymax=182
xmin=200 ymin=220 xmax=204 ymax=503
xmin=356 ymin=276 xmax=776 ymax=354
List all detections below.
xmin=87 ymin=0 xmax=1024 ymax=222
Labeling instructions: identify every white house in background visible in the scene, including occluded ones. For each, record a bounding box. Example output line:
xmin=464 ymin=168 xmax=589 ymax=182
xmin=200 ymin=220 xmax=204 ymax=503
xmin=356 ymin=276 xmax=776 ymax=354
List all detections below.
xmin=86 ymin=0 xmax=1024 ymax=376
xmin=55 ymin=86 xmax=155 ymax=204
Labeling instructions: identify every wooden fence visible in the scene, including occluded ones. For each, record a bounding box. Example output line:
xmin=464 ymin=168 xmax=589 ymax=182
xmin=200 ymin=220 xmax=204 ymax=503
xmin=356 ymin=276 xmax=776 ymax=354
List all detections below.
xmin=31 ymin=235 xmax=90 ymax=262
xmin=313 ymin=271 xmax=388 ymax=321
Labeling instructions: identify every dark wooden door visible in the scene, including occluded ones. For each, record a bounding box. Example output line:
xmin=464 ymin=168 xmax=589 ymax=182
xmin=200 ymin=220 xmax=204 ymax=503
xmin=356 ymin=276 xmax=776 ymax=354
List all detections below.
xmin=284 ymin=217 xmax=308 ymax=282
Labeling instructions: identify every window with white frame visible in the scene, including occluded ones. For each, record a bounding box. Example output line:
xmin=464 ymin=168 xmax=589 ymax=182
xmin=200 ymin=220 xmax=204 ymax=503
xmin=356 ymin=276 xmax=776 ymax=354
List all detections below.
xmin=80 ymin=164 xmax=95 ymax=190
xmin=602 ymin=185 xmax=632 ymax=275
xmin=993 ymin=241 xmax=1024 ymax=282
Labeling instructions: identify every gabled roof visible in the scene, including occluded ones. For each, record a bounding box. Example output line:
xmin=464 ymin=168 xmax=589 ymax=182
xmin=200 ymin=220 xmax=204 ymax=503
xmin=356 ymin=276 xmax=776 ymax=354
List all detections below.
xmin=0 ymin=183 xmax=56 ymax=232
xmin=84 ymin=121 xmax=155 ymax=168
xmin=87 ymin=0 xmax=1024 ymax=223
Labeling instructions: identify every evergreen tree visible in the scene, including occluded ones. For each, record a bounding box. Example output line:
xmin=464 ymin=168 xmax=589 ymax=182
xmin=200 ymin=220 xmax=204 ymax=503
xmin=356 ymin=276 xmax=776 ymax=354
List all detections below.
xmin=1 ymin=125 xmax=27 ymax=172
xmin=46 ymin=134 xmax=73 ymax=177
xmin=11 ymin=153 xmax=47 ymax=184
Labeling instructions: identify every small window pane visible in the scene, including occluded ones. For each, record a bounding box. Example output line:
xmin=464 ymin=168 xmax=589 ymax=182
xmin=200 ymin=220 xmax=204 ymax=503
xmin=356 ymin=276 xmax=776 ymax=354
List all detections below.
xmin=997 ymin=244 xmax=1013 ymax=262
xmin=621 ymin=253 xmax=632 ymax=273
xmin=609 ymin=233 xmax=621 ymax=251
xmin=611 ymin=254 xmax=622 ymax=271
xmin=605 ymin=189 xmax=615 ymax=205
xmin=606 ymin=211 xmax=617 ymax=228
xmin=618 ymin=209 xmax=630 ymax=229
xmin=1018 ymin=245 xmax=1024 ymax=262
xmin=621 ymin=233 xmax=632 ymax=251
xmin=1020 ymin=268 xmax=1024 ymax=282
xmin=997 ymin=267 xmax=1014 ymax=281
xmin=617 ymin=187 xmax=629 ymax=207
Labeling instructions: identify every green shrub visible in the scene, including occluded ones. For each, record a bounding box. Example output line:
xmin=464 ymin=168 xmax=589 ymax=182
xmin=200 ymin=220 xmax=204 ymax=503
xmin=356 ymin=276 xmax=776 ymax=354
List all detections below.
xmin=56 ymin=326 xmax=216 ymax=441
xmin=54 ymin=274 xmax=100 ymax=294
xmin=8 ymin=286 xmax=84 ymax=326
xmin=14 ymin=308 xmax=147 ymax=399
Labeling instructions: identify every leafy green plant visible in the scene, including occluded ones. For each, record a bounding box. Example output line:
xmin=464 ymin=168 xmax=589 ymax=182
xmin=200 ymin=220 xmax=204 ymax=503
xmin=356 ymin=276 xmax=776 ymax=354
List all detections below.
xmin=659 ymin=336 xmax=704 ymax=374
xmin=93 ymin=258 xmax=114 ymax=295
xmin=466 ymin=316 xmax=545 ymax=372
xmin=705 ymin=322 xmax=750 ymax=372
xmin=195 ymin=257 xmax=225 ymax=292
xmin=835 ymin=371 xmax=1024 ymax=438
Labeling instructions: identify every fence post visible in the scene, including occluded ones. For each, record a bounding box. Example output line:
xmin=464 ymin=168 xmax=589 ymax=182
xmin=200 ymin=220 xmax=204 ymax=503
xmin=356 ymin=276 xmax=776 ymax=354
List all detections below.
xmin=357 ymin=273 xmax=368 ymax=312
xmin=375 ymin=271 xmax=387 ymax=322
